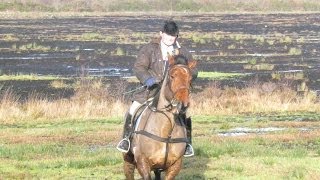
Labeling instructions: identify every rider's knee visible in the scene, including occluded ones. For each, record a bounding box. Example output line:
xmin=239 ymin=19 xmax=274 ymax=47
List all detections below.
xmin=129 ymin=101 xmax=141 ymax=115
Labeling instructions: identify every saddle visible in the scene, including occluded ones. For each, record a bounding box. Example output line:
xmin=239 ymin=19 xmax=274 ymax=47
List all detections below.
xmin=131 ymin=86 xmax=161 ymax=129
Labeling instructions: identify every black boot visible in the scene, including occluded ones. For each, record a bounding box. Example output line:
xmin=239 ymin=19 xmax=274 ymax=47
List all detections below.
xmin=116 ymin=113 xmax=132 ymax=153
xmin=184 ymin=117 xmax=194 ymax=157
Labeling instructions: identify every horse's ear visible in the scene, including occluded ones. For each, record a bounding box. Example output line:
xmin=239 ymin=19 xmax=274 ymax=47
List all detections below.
xmin=188 ymin=59 xmax=197 ymax=69
xmin=168 ymin=54 xmax=175 ymax=66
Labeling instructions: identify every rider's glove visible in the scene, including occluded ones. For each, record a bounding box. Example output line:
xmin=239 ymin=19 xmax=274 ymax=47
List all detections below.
xmin=144 ymin=77 xmax=156 ymax=88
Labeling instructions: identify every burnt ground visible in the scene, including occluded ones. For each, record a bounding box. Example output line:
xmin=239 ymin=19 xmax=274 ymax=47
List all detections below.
xmin=0 ymin=13 xmax=320 ymax=100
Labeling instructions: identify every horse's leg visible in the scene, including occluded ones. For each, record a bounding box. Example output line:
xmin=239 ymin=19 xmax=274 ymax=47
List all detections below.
xmin=136 ymin=155 xmax=152 ymax=180
xmin=123 ymin=152 xmax=135 ymax=180
xmin=165 ymin=158 xmax=183 ymax=180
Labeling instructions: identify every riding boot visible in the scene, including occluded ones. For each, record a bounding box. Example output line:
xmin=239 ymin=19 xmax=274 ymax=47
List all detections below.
xmin=116 ymin=113 xmax=132 ymax=153
xmin=184 ymin=117 xmax=194 ymax=157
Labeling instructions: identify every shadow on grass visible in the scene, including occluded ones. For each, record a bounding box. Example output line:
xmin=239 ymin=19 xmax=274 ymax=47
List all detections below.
xmin=177 ymin=148 xmax=213 ymax=180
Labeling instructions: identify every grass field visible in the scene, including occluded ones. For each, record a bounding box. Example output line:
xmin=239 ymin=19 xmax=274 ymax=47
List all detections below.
xmin=1 ymin=81 xmax=320 ymax=179
xmin=1 ymin=115 xmax=320 ymax=179
xmin=1 ymin=0 xmax=320 ymax=12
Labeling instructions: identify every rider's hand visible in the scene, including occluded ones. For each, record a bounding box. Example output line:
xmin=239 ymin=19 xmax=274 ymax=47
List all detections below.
xmin=144 ymin=77 xmax=156 ymax=88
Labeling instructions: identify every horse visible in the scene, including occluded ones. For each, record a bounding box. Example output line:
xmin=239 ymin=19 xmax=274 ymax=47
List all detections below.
xmin=123 ymin=54 xmax=197 ymax=180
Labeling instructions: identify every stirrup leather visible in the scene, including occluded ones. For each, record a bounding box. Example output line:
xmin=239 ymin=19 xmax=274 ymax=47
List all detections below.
xmin=116 ymin=138 xmax=130 ymax=153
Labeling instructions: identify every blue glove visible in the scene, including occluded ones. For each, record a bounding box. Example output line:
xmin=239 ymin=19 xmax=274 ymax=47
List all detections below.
xmin=144 ymin=77 xmax=156 ymax=88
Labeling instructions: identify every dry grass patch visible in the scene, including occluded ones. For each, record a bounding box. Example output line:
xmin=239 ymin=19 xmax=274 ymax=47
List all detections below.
xmin=0 ymin=129 xmax=120 ymax=145
xmin=0 ymin=79 xmax=129 ymax=124
xmin=1 ymin=80 xmax=319 ymax=122
xmin=190 ymin=81 xmax=320 ymax=115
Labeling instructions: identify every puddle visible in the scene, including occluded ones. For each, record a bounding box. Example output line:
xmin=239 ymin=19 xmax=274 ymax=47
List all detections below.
xmin=85 ymin=67 xmax=131 ymax=77
xmin=218 ymin=126 xmax=313 ymax=137
xmin=0 ymin=53 xmax=74 ymax=60
xmin=247 ymin=53 xmax=281 ymax=57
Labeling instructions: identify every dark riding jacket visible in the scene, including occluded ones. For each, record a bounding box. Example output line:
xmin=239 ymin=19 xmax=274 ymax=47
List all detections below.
xmin=133 ymin=37 xmax=198 ymax=103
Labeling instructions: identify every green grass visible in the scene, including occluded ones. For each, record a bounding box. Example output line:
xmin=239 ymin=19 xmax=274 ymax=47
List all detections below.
xmin=80 ymin=32 xmax=105 ymax=41
xmin=18 ymin=42 xmax=51 ymax=52
xmin=198 ymin=71 xmax=245 ymax=80
xmin=1 ymin=0 xmax=320 ymax=12
xmin=1 ymin=114 xmax=320 ymax=179
xmin=0 ymin=117 xmax=124 ymax=178
xmin=0 ymin=74 xmax=68 ymax=81
xmin=289 ymin=47 xmax=303 ymax=55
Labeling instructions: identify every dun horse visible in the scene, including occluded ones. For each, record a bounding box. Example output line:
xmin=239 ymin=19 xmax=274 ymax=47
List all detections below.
xmin=123 ymin=55 xmax=197 ymax=180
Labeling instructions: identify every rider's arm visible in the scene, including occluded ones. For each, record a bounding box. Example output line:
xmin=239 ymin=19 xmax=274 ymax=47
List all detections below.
xmin=133 ymin=44 xmax=153 ymax=84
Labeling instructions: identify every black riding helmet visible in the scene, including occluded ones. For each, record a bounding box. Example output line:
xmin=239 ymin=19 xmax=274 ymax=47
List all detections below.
xmin=162 ymin=21 xmax=179 ymax=37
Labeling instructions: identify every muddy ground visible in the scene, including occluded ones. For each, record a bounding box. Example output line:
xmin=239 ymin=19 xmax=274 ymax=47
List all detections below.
xmin=0 ymin=13 xmax=319 ymax=100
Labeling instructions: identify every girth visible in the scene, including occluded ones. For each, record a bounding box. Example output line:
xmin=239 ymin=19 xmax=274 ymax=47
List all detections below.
xmin=134 ymin=130 xmax=189 ymax=143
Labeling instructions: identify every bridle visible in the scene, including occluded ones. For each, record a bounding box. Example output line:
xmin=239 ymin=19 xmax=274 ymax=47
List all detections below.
xmin=164 ymin=64 xmax=192 ymax=113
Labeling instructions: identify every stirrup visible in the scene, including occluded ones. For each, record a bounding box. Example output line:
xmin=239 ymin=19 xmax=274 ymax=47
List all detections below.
xmin=183 ymin=144 xmax=194 ymax=157
xmin=116 ymin=138 xmax=130 ymax=153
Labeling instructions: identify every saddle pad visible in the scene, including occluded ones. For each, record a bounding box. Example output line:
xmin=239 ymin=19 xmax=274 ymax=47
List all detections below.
xmin=134 ymin=106 xmax=148 ymax=131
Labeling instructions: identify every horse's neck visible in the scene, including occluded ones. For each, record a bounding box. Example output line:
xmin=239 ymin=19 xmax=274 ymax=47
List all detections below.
xmin=138 ymin=80 xmax=183 ymax=138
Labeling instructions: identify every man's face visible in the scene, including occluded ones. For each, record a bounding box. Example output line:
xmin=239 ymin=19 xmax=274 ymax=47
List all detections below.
xmin=160 ymin=31 xmax=177 ymax=46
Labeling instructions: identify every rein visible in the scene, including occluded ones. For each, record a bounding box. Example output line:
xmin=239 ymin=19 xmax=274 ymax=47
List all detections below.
xmin=122 ymin=85 xmax=146 ymax=95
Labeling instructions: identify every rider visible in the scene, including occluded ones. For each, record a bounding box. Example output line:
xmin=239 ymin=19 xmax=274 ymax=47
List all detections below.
xmin=116 ymin=20 xmax=197 ymax=157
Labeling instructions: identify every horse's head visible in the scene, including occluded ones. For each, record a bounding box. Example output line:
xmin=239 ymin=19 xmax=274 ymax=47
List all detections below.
xmin=166 ymin=54 xmax=197 ymax=113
